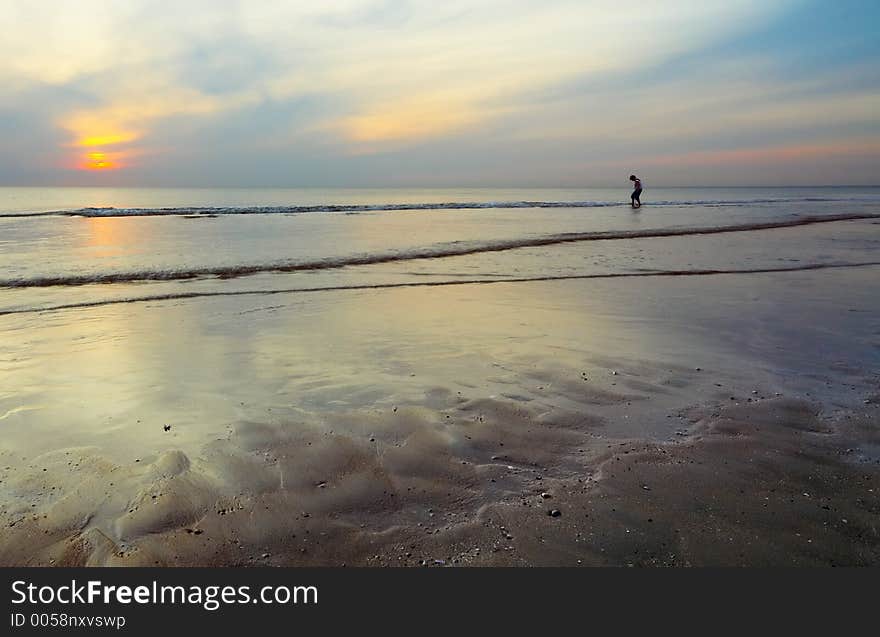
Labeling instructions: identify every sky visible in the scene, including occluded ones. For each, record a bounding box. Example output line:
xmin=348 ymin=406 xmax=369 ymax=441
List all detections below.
xmin=0 ymin=0 xmax=878 ymax=187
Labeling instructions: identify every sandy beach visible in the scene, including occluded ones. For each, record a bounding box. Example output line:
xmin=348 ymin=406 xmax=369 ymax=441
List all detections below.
xmin=1 ymin=212 xmax=878 ymax=566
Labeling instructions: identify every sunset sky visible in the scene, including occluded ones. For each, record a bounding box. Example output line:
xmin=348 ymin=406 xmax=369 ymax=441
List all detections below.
xmin=1 ymin=0 xmax=878 ymax=187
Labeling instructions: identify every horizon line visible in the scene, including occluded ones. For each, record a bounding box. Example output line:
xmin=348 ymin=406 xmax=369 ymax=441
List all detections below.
xmin=1 ymin=184 xmax=879 ymax=190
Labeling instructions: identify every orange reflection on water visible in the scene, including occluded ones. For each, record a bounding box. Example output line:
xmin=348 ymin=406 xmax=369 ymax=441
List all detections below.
xmin=84 ymin=217 xmax=120 ymax=248
xmin=82 ymin=216 xmax=148 ymax=253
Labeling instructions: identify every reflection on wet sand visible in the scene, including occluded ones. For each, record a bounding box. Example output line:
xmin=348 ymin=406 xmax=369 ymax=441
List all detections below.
xmin=1 ymin=266 xmax=878 ymax=565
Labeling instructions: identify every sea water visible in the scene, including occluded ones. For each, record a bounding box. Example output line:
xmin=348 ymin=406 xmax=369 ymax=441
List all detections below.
xmin=1 ymin=186 xmax=879 ymax=316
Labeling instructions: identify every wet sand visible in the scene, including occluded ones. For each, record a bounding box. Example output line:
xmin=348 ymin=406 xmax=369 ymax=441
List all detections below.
xmin=1 ymin=267 xmax=878 ymax=566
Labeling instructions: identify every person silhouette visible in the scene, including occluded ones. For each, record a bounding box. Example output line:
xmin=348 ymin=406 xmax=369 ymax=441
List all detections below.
xmin=629 ymin=174 xmax=642 ymax=208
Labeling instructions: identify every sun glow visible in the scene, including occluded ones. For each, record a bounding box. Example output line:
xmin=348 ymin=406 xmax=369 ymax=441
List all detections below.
xmin=81 ymin=151 xmax=115 ymax=171
xmin=74 ymin=148 xmax=134 ymax=172
xmin=76 ymin=132 xmax=139 ymax=147
xmin=70 ymin=135 xmax=134 ymax=172
xmin=61 ymin=110 xmax=141 ymax=172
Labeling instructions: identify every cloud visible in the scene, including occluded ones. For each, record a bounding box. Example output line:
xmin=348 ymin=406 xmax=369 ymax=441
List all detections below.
xmin=0 ymin=0 xmax=877 ymax=185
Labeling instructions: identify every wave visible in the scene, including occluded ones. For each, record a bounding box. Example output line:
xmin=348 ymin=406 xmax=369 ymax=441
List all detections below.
xmin=2 ymin=261 xmax=878 ymax=317
xmin=0 ymin=213 xmax=876 ymax=290
xmin=0 ymin=196 xmax=872 ymax=218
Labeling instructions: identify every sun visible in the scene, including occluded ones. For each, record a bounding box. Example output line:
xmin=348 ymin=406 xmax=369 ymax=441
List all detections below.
xmin=62 ymin=114 xmax=138 ymax=172
xmin=80 ymin=151 xmax=115 ymax=171
xmin=77 ymin=150 xmax=126 ymax=171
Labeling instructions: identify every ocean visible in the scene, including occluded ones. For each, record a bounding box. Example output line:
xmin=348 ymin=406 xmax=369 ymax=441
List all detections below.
xmin=2 ymin=186 xmax=879 ymax=315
